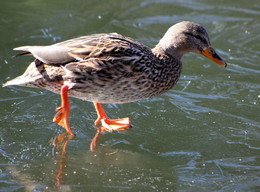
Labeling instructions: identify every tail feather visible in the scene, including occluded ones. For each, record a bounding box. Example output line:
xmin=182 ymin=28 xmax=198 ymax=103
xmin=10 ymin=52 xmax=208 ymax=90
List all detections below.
xmin=13 ymin=46 xmax=37 ymax=51
xmin=3 ymin=77 xmax=23 ymax=87
xmin=13 ymin=46 xmax=34 ymax=57
xmin=3 ymin=75 xmax=38 ymax=87
xmin=3 ymin=77 xmax=21 ymax=87
xmin=13 ymin=52 xmax=32 ymax=58
xmin=3 ymin=61 xmax=42 ymax=88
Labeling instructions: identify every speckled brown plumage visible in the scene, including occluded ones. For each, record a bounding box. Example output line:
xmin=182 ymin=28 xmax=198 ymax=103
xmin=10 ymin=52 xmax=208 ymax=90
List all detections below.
xmin=4 ymin=21 xmax=227 ymax=134
xmin=6 ymin=33 xmax=183 ymax=103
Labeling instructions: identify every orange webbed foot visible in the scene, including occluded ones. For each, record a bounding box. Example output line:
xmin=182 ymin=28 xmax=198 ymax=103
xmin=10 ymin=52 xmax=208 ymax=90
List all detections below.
xmin=53 ymin=85 xmax=75 ymax=136
xmin=94 ymin=103 xmax=131 ymax=132
xmin=53 ymin=107 xmax=65 ymax=127
xmin=96 ymin=117 xmax=131 ymax=132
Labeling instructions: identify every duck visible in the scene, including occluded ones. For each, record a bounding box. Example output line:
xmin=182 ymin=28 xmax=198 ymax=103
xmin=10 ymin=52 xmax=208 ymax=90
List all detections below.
xmin=3 ymin=21 xmax=227 ymax=136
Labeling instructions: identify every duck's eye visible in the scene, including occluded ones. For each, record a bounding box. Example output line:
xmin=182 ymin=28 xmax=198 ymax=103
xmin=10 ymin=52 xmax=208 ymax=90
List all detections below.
xmin=195 ymin=35 xmax=201 ymax=40
xmin=184 ymin=32 xmax=208 ymax=45
xmin=194 ymin=35 xmax=207 ymax=45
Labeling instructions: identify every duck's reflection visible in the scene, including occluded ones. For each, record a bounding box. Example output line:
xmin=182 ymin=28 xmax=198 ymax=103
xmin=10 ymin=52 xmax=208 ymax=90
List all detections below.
xmin=52 ymin=126 xmax=130 ymax=186
xmin=52 ymin=132 xmax=75 ymax=185
xmin=89 ymin=129 xmax=104 ymax=152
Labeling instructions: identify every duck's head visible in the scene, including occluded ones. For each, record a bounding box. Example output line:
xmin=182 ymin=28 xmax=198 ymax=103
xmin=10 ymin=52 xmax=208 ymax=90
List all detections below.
xmin=158 ymin=21 xmax=227 ymax=67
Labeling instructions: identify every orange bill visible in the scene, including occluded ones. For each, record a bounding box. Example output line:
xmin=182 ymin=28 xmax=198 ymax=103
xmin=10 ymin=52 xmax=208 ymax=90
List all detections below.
xmin=201 ymin=47 xmax=227 ymax=67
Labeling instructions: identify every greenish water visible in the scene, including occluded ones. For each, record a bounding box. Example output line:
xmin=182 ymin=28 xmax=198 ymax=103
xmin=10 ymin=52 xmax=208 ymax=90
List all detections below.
xmin=0 ymin=0 xmax=259 ymax=191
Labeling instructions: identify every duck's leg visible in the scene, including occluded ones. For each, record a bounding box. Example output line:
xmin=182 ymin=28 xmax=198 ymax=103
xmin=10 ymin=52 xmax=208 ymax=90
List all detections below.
xmin=93 ymin=103 xmax=131 ymax=132
xmin=53 ymin=85 xmax=76 ymax=136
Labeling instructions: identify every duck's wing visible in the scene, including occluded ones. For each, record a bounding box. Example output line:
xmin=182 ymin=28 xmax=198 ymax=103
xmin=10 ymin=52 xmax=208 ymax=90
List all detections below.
xmin=13 ymin=33 xmax=152 ymax=65
xmin=56 ymin=34 xmax=154 ymax=90
xmin=57 ymin=33 xmax=152 ymax=62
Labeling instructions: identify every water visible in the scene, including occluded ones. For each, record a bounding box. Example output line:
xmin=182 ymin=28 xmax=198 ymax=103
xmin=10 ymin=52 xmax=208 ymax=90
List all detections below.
xmin=0 ymin=0 xmax=259 ymax=191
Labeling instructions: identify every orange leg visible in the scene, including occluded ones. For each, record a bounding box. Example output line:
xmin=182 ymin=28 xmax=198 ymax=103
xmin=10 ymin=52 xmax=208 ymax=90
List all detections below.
xmin=53 ymin=85 xmax=75 ymax=136
xmin=93 ymin=103 xmax=131 ymax=132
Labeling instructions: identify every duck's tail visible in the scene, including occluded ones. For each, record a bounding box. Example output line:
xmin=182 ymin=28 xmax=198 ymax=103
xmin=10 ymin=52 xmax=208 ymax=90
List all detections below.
xmin=3 ymin=75 xmax=35 ymax=87
xmin=3 ymin=62 xmax=41 ymax=88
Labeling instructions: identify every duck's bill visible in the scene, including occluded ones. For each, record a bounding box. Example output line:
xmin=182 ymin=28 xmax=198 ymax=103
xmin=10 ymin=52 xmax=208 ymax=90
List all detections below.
xmin=201 ymin=47 xmax=227 ymax=67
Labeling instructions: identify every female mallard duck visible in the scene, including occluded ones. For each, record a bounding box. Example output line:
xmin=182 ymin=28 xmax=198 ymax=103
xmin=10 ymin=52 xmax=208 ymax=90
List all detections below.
xmin=4 ymin=21 xmax=227 ymax=136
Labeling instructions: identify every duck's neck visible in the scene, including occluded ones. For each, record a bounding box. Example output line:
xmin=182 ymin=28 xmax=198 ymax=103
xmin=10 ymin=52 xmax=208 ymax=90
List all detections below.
xmin=152 ymin=44 xmax=183 ymax=61
xmin=150 ymin=44 xmax=183 ymax=94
